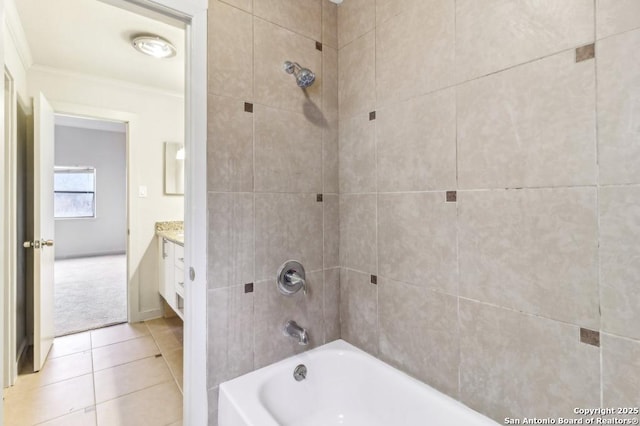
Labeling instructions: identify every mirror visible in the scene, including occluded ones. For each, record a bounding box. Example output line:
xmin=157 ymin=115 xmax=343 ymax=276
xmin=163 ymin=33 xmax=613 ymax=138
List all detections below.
xmin=164 ymin=142 xmax=184 ymax=195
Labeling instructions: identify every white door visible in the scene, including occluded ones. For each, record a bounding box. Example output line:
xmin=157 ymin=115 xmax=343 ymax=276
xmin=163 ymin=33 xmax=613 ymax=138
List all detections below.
xmin=29 ymin=93 xmax=56 ymax=371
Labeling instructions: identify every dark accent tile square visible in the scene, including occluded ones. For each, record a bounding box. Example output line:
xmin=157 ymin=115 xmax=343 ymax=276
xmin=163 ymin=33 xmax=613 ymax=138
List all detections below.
xmin=316 ymin=41 xmax=323 ymax=51
xmin=446 ymin=191 xmax=457 ymax=203
xmin=155 ymin=353 xmax=163 ymax=358
xmin=370 ymin=275 xmax=377 ymax=285
xmin=244 ymin=102 xmax=253 ymax=113
xmin=244 ymin=282 xmax=254 ymax=293
xmin=575 ymin=44 xmax=595 ymax=62
xmin=317 ymin=194 xmax=323 ymax=202
xmin=369 ymin=111 xmax=376 ymax=121
xmin=580 ymin=328 xmax=600 ymax=347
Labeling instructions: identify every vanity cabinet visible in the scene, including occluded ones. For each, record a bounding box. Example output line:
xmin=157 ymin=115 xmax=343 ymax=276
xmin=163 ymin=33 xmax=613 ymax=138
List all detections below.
xmin=159 ymin=237 xmax=185 ymax=319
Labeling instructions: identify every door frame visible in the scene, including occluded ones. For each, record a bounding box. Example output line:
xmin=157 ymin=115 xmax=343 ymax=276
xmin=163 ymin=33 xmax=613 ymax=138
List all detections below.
xmin=2 ymin=67 xmax=18 ymax=387
xmin=0 ymin=0 xmax=208 ymax=424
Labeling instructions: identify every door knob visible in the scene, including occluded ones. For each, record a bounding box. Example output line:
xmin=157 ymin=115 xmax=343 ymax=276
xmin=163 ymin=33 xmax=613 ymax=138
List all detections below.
xmin=41 ymin=239 xmax=54 ymax=247
xmin=23 ymin=239 xmax=54 ymax=249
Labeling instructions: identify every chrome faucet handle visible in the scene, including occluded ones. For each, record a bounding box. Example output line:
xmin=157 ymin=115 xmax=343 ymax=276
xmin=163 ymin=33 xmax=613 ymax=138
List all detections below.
xmin=277 ymin=260 xmax=306 ymax=296
xmin=285 ymin=270 xmax=306 ymax=295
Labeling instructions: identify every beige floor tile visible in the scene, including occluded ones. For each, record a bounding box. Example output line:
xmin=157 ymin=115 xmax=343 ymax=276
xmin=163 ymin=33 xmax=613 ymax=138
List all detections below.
xmin=164 ymin=348 xmax=184 ymax=392
xmin=152 ymin=328 xmax=183 ymax=354
xmin=91 ymin=322 xmax=149 ymax=348
xmin=92 ymin=336 xmax=160 ymax=371
xmin=4 ymin=374 xmax=95 ymax=425
xmin=96 ymin=382 xmax=183 ymax=426
xmin=145 ymin=317 xmax=183 ymax=337
xmin=94 ymin=356 xmax=173 ymax=403
xmin=167 ymin=421 xmax=183 ymax=426
xmin=35 ymin=407 xmax=97 ymax=426
xmin=11 ymin=351 xmax=92 ymax=392
xmin=48 ymin=332 xmax=91 ymax=359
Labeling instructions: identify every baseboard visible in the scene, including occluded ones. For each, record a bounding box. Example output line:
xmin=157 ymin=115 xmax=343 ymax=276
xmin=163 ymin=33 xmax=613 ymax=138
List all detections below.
xmin=54 ymin=250 xmax=126 ymax=261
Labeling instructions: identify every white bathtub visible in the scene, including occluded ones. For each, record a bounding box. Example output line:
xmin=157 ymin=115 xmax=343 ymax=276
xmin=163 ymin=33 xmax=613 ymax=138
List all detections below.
xmin=219 ymin=339 xmax=498 ymax=426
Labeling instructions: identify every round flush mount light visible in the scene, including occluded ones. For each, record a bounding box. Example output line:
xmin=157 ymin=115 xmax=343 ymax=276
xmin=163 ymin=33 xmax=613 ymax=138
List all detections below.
xmin=131 ymin=34 xmax=176 ymax=59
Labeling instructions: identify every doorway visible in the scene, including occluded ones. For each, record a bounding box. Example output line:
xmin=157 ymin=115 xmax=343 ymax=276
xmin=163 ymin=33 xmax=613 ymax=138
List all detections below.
xmin=1 ymin=0 xmax=208 ymax=423
xmin=52 ymin=115 xmax=128 ymax=336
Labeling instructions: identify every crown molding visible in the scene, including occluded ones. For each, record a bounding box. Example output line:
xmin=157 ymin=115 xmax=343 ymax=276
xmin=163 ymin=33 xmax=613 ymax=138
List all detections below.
xmin=4 ymin=0 xmax=33 ymax=70
xmin=29 ymin=64 xmax=185 ymax=99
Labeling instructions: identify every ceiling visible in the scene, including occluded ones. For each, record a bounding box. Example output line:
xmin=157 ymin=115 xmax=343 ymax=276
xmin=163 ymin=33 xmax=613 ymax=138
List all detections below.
xmin=13 ymin=0 xmax=185 ymax=93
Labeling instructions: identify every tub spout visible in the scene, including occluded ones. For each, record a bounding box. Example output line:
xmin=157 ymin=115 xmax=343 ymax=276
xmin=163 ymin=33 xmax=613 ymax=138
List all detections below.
xmin=284 ymin=320 xmax=309 ymax=345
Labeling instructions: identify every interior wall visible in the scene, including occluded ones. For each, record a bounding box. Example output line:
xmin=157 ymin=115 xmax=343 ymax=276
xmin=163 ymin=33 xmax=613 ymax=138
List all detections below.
xmin=337 ymin=0 xmax=640 ymax=422
xmin=205 ymin=0 xmax=339 ymax=421
xmin=53 ymin=125 xmax=126 ymax=259
xmin=27 ymin=68 xmax=184 ymax=320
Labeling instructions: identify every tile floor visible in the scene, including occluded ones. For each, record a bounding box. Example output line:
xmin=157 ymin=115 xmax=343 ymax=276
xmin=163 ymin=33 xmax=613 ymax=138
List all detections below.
xmin=3 ymin=317 xmax=184 ymax=426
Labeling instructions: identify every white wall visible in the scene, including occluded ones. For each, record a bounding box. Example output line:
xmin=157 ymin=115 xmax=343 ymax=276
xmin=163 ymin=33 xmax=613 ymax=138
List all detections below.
xmin=54 ymin=125 xmax=126 ymax=259
xmin=27 ymin=67 xmax=184 ymax=321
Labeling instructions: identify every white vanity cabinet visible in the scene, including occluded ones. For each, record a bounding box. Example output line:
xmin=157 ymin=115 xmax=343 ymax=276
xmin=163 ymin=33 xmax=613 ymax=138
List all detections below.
xmin=159 ymin=237 xmax=185 ymax=319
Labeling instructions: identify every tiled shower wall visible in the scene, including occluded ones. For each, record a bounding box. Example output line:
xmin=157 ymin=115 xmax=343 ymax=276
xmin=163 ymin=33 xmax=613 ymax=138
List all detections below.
xmin=206 ymin=0 xmax=339 ymax=423
xmin=338 ymin=0 xmax=640 ymax=422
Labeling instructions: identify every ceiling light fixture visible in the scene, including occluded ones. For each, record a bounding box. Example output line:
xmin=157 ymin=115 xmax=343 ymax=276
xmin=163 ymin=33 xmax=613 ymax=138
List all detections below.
xmin=131 ymin=34 xmax=176 ymax=59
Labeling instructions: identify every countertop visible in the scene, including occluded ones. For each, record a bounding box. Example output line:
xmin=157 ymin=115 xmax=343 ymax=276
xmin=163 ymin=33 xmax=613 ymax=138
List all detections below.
xmin=155 ymin=221 xmax=184 ymax=246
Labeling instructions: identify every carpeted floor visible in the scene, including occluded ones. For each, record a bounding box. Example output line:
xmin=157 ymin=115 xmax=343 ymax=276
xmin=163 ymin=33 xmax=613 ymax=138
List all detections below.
xmin=54 ymin=254 xmax=127 ymax=336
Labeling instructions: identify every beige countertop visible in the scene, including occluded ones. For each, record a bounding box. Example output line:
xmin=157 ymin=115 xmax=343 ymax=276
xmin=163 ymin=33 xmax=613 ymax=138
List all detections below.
xmin=155 ymin=221 xmax=184 ymax=246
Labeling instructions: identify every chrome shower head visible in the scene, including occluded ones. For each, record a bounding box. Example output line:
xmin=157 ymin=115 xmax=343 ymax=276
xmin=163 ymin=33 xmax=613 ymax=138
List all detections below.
xmin=284 ymin=61 xmax=316 ymax=88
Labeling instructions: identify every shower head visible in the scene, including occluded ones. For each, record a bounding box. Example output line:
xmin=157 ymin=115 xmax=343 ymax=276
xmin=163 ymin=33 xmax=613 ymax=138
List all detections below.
xmin=284 ymin=61 xmax=316 ymax=88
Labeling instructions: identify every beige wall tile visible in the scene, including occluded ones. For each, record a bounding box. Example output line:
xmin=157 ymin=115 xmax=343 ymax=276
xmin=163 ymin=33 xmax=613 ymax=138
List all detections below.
xmin=339 ymin=113 xmax=376 ymax=194
xmin=207 ymin=286 xmax=254 ymax=388
xmin=602 ymin=334 xmax=640 ymax=406
xmin=208 ymin=1 xmax=253 ymax=99
xmin=376 ymin=0 xmax=422 ymax=25
xmin=323 ymin=122 xmax=339 ymax=194
xmin=254 ymin=0 xmax=321 ymax=40
xmin=459 ymin=300 xmax=600 ymax=422
xmin=324 ymin=268 xmax=341 ymax=342
xmin=456 ymin=0 xmax=594 ymax=82
xmin=599 ymin=186 xmax=640 ymax=340
xmin=207 ymin=95 xmax=254 ymax=192
xmin=207 ymin=193 xmax=254 ymax=289
xmin=378 ymin=193 xmax=457 ymax=295
xmin=254 ymin=105 xmax=322 ymax=192
xmin=459 ymin=188 xmax=599 ymax=328
xmin=96 ymin=382 xmax=182 ymax=426
xmin=255 ymin=193 xmax=323 ymax=281
xmin=339 ymin=194 xmax=376 ymax=274
xmin=253 ymin=272 xmax=324 ymax=368
xmin=379 ymin=278 xmax=459 ymax=398
xmin=458 ymin=50 xmax=596 ymax=189
xmin=323 ymin=194 xmax=339 ymax=268
xmin=597 ymin=29 xmax=640 ymax=185
xmin=337 ymin=0 xmax=374 ymax=48
xmin=322 ymin=0 xmax=338 ymax=49
xmin=377 ymin=88 xmax=456 ymax=192
xmin=338 ymin=31 xmax=375 ymax=119
xmin=254 ymin=18 xmax=322 ymax=112
xmin=376 ymin=0 xmax=455 ymax=106
xmin=340 ymin=268 xmax=377 ymax=355
xmin=219 ymin=0 xmax=252 ymax=13
xmin=322 ymin=46 xmax=339 ymax=123
xmin=596 ymin=0 xmax=640 ymax=40
xmin=322 ymin=47 xmax=339 ymax=193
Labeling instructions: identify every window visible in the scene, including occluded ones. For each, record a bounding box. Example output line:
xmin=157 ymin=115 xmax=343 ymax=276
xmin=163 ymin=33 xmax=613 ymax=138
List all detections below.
xmin=54 ymin=167 xmax=96 ymax=218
